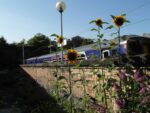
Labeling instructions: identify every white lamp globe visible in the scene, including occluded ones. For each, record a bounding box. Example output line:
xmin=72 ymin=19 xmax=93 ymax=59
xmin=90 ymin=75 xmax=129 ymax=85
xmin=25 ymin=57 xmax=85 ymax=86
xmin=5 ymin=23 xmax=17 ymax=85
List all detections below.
xmin=56 ymin=1 xmax=66 ymax=13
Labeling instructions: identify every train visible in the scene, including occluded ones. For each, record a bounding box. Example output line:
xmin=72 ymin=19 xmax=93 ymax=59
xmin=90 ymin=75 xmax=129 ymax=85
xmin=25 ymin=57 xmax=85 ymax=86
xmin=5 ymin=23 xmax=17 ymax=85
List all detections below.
xmin=26 ymin=35 xmax=150 ymax=66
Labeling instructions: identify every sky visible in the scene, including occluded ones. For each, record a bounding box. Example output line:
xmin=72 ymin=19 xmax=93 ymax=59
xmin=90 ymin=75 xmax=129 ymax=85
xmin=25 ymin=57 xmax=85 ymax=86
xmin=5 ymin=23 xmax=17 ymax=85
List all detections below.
xmin=0 ymin=0 xmax=150 ymax=43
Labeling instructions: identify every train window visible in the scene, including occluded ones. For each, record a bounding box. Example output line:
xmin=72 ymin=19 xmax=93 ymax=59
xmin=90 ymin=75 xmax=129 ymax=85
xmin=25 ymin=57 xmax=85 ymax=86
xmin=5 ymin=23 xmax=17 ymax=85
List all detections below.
xmin=81 ymin=54 xmax=85 ymax=57
xmin=102 ymin=50 xmax=110 ymax=59
xmin=144 ymin=44 xmax=150 ymax=54
xmin=111 ymin=49 xmax=117 ymax=56
xmin=127 ymin=40 xmax=143 ymax=55
xmin=104 ymin=52 xmax=109 ymax=58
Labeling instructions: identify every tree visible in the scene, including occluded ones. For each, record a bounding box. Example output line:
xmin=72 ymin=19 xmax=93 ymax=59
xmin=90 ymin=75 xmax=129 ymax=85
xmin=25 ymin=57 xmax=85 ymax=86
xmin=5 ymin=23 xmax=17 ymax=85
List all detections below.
xmin=64 ymin=36 xmax=94 ymax=49
xmin=27 ymin=33 xmax=50 ymax=47
xmin=0 ymin=36 xmax=8 ymax=47
xmin=27 ymin=33 xmax=50 ymax=57
xmin=16 ymin=39 xmax=25 ymax=47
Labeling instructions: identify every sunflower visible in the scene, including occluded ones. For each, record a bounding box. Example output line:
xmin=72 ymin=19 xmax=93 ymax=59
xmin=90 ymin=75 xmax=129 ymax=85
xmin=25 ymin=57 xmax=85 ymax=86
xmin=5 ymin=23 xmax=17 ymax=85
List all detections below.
xmin=110 ymin=40 xmax=117 ymax=47
xmin=65 ymin=49 xmax=78 ymax=64
xmin=57 ymin=35 xmax=63 ymax=44
xmin=90 ymin=18 xmax=108 ymax=28
xmin=95 ymin=18 xmax=103 ymax=27
xmin=113 ymin=16 xmax=126 ymax=27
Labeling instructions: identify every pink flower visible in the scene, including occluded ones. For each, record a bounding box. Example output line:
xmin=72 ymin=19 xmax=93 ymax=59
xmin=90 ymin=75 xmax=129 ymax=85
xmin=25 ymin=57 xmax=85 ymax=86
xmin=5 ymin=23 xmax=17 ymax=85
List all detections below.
xmin=140 ymin=83 xmax=146 ymax=88
xmin=113 ymin=83 xmax=120 ymax=92
xmin=116 ymin=99 xmax=125 ymax=108
xmin=141 ymin=96 xmax=150 ymax=104
xmin=118 ymin=70 xmax=126 ymax=80
xmin=90 ymin=103 xmax=106 ymax=113
xmin=134 ymin=70 xmax=145 ymax=82
xmin=139 ymin=87 xmax=147 ymax=94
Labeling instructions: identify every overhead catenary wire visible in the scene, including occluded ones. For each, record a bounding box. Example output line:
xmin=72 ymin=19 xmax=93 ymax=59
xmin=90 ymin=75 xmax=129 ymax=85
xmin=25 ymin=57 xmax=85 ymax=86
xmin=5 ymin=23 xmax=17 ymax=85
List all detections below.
xmin=67 ymin=1 xmax=150 ymax=38
xmin=126 ymin=0 xmax=150 ymax=15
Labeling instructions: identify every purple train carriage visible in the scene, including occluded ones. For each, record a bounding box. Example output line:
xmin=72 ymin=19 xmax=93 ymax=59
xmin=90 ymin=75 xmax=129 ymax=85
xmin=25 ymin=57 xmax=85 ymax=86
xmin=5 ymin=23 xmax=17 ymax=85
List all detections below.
xmin=26 ymin=35 xmax=150 ymax=66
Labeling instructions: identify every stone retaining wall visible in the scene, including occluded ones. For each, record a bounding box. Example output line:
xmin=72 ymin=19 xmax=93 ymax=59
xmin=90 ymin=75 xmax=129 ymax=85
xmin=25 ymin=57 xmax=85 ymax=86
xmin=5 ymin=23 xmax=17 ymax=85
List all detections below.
xmin=21 ymin=65 xmax=119 ymax=97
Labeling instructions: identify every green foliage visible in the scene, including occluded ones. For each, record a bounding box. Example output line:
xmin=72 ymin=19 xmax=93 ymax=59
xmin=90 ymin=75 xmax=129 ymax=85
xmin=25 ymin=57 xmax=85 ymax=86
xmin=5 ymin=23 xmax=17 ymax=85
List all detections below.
xmin=105 ymin=25 xmax=114 ymax=30
xmin=50 ymin=34 xmax=58 ymax=37
xmin=0 ymin=36 xmax=8 ymax=47
xmin=110 ymin=15 xmax=115 ymax=19
xmin=27 ymin=33 xmax=50 ymax=48
xmin=91 ymin=28 xmax=98 ymax=32
xmin=121 ymin=13 xmax=126 ymax=16
xmin=16 ymin=39 xmax=25 ymax=47
xmin=66 ymin=36 xmax=94 ymax=48
xmin=89 ymin=20 xmax=96 ymax=24
xmin=97 ymin=34 xmax=104 ymax=39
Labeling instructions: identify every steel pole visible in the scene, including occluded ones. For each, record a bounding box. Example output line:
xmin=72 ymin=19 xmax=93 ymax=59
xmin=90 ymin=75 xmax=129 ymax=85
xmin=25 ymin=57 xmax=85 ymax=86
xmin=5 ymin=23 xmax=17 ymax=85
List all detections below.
xmin=60 ymin=12 xmax=63 ymax=62
xmin=22 ymin=44 xmax=25 ymax=64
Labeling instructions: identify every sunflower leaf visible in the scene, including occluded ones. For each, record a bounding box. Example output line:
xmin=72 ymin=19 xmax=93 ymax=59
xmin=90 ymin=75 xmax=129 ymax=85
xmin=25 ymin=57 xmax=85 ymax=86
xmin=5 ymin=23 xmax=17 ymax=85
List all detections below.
xmin=103 ymin=22 xmax=109 ymax=24
xmin=89 ymin=20 xmax=95 ymax=24
xmin=110 ymin=15 xmax=115 ymax=19
xmin=105 ymin=25 xmax=114 ymax=30
xmin=110 ymin=32 xmax=118 ymax=36
xmin=99 ymin=25 xmax=103 ymax=28
xmin=98 ymin=34 xmax=104 ymax=38
xmin=50 ymin=34 xmax=58 ymax=37
xmin=126 ymin=20 xmax=130 ymax=23
xmin=121 ymin=13 xmax=126 ymax=16
xmin=91 ymin=28 xmax=98 ymax=31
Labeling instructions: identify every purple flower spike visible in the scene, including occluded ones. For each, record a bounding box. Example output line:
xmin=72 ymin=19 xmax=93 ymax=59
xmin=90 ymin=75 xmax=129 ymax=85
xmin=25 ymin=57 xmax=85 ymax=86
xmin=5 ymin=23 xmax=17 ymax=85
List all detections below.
xmin=140 ymin=83 xmax=146 ymax=88
xmin=134 ymin=70 xmax=144 ymax=82
xmin=113 ymin=83 xmax=120 ymax=92
xmin=90 ymin=103 xmax=106 ymax=113
xmin=139 ymin=87 xmax=147 ymax=94
xmin=116 ymin=99 xmax=125 ymax=108
xmin=118 ymin=70 xmax=126 ymax=80
xmin=141 ymin=96 xmax=150 ymax=104
xmin=137 ymin=76 xmax=145 ymax=82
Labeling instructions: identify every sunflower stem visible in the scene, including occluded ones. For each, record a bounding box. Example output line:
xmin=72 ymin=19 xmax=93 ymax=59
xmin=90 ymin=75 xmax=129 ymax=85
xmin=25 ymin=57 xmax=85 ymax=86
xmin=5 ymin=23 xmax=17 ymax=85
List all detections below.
xmin=98 ymin=26 xmax=102 ymax=60
xmin=82 ymin=69 xmax=87 ymax=112
xmin=68 ymin=64 xmax=73 ymax=113
xmin=118 ymin=27 xmax=121 ymax=65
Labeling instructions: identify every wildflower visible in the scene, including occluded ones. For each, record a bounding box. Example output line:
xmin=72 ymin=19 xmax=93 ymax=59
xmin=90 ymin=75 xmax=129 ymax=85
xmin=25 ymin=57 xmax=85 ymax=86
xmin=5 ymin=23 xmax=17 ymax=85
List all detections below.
xmin=57 ymin=35 xmax=63 ymax=44
xmin=118 ymin=70 xmax=126 ymax=80
xmin=113 ymin=83 xmax=120 ymax=92
xmin=65 ymin=49 xmax=78 ymax=64
xmin=141 ymin=96 xmax=150 ymax=104
xmin=139 ymin=87 xmax=147 ymax=94
xmin=113 ymin=16 xmax=126 ymax=27
xmin=140 ymin=83 xmax=146 ymax=88
xmin=90 ymin=18 xmax=108 ymax=28
xmin=90 ymin=103 xmax=106 ymax=113
xmin=95 ymin=18 xmax=103 ymax=27
xmin=110 ymin=40 xmax=117 ymax=47
xmin=134 ymin=70 xmax=145 ymax=82
xmin=115 ymin=99 xmax=125 ymax=109
xmin=111 ymin=14 xmax=129 ymax=28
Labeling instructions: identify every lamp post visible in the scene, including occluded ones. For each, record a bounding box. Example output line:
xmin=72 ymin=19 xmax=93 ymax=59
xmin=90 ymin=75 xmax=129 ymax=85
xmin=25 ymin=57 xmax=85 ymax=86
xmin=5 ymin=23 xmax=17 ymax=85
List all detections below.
xmin=22 ymin=39 xmax=25 ymax=64
xmin=22 ymin=43 xmax=25 ymax=64
xmin=56 ymin=1 xmax=66 ymax=62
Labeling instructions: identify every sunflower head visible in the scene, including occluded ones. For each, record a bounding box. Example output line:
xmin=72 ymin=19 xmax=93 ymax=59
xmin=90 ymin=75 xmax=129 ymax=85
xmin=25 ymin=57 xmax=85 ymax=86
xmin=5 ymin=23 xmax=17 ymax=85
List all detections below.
xmin=95 ymin=18 xmax=103 ymax=27
xmin=57 ymin=35 xmax=63 ymax=44
xmin=113 ymin=16 xmax=126 ymax=27
xmin=65 ymin=49 xmax=78 ymax=64
xmin=110 ymin=40 xmax=117 ymax=47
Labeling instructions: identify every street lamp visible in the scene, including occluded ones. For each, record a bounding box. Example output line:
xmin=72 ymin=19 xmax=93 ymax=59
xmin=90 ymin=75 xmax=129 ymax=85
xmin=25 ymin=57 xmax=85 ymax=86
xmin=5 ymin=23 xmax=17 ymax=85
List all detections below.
xmin=56 ymin=1 xmax=66 ymax=62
